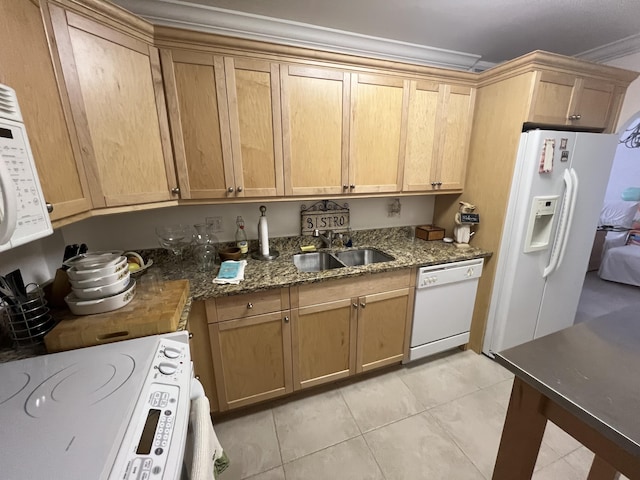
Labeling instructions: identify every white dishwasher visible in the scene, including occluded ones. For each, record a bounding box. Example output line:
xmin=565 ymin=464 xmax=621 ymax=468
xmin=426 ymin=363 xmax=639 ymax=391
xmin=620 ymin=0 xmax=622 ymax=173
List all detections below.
xmin=406 ymin=258 xmax=483 ymax=363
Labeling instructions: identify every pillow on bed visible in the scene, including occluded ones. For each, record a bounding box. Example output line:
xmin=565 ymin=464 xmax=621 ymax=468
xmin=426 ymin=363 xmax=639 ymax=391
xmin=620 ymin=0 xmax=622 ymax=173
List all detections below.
xmin=599 ymin=201 xmax=639 ymax=228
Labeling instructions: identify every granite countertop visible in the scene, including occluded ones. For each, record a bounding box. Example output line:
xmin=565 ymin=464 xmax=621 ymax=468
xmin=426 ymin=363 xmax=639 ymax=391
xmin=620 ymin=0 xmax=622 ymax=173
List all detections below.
xmin=149 ymin=227 xmax=492 ymax=301
xmin=0 ymin=227 xmax=490 ymax=362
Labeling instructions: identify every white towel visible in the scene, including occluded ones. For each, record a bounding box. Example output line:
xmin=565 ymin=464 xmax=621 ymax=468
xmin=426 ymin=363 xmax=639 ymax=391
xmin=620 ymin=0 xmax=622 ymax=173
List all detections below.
xmin=184 ymin=383 xmax=224 ymax=480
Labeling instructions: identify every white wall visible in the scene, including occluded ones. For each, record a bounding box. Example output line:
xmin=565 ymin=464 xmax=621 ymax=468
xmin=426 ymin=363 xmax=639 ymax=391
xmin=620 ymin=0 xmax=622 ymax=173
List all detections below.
xmin=1 ymin=196 xmax=434 ymax=284
xmin=0 ymin=229 xmax=65 ymax=286
xmin=602 ymin=53 xmax=640 ymax=205
xmin=607 ymin=51 xmax=640 ymax=132
xmin=604 ymin=117 xmax=640 ymax=204
xmin=60 ymin=196 xmax=435 ymax=251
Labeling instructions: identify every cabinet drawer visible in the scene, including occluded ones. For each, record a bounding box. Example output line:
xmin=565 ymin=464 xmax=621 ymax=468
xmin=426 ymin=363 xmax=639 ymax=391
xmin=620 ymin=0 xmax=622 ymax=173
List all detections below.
xmin=212 ymin=288 xmax=289 ymax=322
xmin=295 ymin=269 xmax=411 ymax=307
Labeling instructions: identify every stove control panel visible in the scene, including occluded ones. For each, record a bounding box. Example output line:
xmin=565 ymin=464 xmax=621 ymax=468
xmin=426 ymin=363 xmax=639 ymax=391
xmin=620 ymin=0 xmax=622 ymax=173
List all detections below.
xmin=112 ymin=333 xmax=191 ymax=480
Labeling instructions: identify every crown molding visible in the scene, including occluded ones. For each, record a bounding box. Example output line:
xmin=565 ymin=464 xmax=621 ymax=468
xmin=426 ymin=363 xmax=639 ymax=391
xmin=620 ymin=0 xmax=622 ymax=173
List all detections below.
xmin=115 ymin=0 xmax=482 ymax=70
xmin=577 ymin=33 xmax=640 ymax=63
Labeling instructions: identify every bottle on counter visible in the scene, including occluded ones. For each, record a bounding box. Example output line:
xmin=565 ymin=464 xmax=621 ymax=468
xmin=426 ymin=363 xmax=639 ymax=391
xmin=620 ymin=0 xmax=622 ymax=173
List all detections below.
xmin=235 ymin=216 xmax=248 ymax=254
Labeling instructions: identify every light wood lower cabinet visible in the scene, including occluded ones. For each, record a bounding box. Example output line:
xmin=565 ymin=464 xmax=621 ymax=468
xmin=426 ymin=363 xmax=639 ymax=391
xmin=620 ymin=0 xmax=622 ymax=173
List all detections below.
xmin=206 ymin=270 xmax=413 ymax=410
xmin=187 ymin=300 xmax=219 ymax=412
xmin=356 ymin=288 xmax=411 ymax=372
xmin=291 ymin=298 xmax=357 ymax=390
xmin=209 ymin=311 xmax=293 ymax=411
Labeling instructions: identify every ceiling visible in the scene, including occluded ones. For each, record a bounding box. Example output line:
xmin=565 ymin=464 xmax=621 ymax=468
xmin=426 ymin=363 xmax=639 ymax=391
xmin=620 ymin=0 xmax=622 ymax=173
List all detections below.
xmin=117 ymin=0 xmax=640 ymax=68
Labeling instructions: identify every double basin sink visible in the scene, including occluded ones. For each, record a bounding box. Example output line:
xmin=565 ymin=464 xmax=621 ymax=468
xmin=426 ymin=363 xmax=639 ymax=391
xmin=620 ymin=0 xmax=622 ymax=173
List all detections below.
xmin=292 ymin=248 xmax=395 ymax=272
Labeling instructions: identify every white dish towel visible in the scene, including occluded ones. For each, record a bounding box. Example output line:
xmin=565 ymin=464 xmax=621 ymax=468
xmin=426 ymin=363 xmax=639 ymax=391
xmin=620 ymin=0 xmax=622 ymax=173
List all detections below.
xmin=184 ymin=380 xmax=226 ymax=480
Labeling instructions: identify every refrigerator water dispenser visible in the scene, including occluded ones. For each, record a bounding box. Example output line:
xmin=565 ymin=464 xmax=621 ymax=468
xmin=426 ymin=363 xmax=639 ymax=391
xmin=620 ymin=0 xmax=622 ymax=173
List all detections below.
xmin=524 ymin=196 xmax=559 ymax=252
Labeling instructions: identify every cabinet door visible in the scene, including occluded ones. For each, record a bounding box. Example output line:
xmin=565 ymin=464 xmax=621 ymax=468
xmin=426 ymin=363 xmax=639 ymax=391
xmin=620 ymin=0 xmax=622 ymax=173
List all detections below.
xmin=528 ymin=71 xmax=576 ymax=126
xmin=403 ymin=80 xmax=440 ymax=191
xmin=570 ymin=77 xmax=615 ymax=130
xmin=161 ymin=50 xmax=233 ymax=199
xmin=209 ymin=311 xmax=292 ymax=410
xmin=356 ymin=288 xmax=410 ymax=373
xmin=49 ymin=6 xmax=177 ymax=207
xmin=281 ymin=65 xmax=350 ymax=196
xmin=0 ymin=0 xmax=92 ymax=220
xmin=436 ymin=85 xmax=475 ymax=191
xmin=225 ymin=58 xmax=284 ymax=197
xmin=292 ymin=299 xmax=357 ymax=390
xmin=350 ymin=74 xmax=408 ymax=193
xmin=188 ymin=301 xmax=219 ymax=412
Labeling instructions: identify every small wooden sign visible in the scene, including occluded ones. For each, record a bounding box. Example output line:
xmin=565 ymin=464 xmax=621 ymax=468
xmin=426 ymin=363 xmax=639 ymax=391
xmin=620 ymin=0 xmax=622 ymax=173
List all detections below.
xmin=300 ymin=200 xmax=350 ymax=235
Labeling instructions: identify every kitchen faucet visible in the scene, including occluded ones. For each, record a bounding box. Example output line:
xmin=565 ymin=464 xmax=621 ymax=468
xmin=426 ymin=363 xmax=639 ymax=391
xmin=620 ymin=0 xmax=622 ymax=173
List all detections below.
xmin=312 ymin=229 xmax=334 ymax=248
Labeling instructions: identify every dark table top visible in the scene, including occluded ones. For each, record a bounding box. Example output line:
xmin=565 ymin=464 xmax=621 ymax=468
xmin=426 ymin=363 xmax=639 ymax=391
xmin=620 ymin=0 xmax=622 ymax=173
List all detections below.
xmin=495 ymin=306 xmax=640 ymax=457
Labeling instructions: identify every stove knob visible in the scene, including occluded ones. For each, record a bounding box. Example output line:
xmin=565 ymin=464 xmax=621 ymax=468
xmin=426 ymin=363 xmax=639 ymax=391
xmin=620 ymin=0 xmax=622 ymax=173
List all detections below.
xmin=158 ymin=362 xmax=178 ymax=375
xmin=163 ymin=346 xmax=181 ymax=359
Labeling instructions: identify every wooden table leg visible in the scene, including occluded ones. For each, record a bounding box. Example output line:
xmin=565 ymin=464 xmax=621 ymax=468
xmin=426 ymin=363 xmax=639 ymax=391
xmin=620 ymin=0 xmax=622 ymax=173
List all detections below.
xmin=492 ymin=377 xmax=548 ymax=479
xmin=588 ymin=456 xmax=620 ymax=480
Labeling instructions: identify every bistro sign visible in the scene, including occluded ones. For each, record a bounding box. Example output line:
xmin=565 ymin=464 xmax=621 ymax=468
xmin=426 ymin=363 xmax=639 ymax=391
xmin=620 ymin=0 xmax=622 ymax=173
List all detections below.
xmin=300 ymin=200 xmax=350 ymax=235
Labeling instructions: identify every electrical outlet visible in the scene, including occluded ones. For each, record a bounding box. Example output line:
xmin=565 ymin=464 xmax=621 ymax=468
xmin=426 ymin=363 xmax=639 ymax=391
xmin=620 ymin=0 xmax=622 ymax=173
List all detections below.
xmin=206 ymin=216 xmax=223 ymax=232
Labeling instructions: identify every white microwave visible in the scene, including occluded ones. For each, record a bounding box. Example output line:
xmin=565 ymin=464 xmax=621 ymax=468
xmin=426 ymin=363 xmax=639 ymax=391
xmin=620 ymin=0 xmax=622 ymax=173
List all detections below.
xmin=0 ymin=84 xmax=52 ymax=252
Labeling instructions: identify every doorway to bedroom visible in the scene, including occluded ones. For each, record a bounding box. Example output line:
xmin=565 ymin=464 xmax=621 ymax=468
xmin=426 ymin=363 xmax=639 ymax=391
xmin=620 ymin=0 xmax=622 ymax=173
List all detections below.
xmin=576 ymin=112 xmax=640 ymax=323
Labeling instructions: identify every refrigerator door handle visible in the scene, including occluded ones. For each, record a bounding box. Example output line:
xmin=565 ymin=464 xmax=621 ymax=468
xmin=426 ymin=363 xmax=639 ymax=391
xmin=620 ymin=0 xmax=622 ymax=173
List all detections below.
xmin=543 ymin=169 xmax=574 ymax=278
xmin=556 ymin=168 xmax=579 ymax=272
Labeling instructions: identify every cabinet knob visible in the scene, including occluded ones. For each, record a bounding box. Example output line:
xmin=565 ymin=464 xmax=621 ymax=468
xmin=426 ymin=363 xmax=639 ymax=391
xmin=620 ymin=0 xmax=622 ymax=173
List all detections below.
xmin=247 ymin=302 xmax=253 ymax=309
xmin=343 ymin=184 xmax=349 ymax=190
xmin=171 ymin=187 xmax=180 ymax=195
xmin=568 ymin=114 xmax=582 ymax=120
xmin=237 ymin=186 xmax=243 ymax=192
xmin=431 ymin=182 xmax=436 ymax=187
xmin=188 ymin=332 xmax=193 ymax=339
xmin=360 ymin=302 xmax=366 ymax=308
xmin=46 ymin=202 xmax=53 ymax=213
xmin=283 ymin=316 xmax=289 ymax=323
xmin=352 ymin=303 xmax=358 ymax=309
xmin=436 ymin=181 xmax=443 ymax=187
xmin=228 ymin=187 xmax=234 ymax=193
xmin=350 ymin=184 xmax=355 ymax=189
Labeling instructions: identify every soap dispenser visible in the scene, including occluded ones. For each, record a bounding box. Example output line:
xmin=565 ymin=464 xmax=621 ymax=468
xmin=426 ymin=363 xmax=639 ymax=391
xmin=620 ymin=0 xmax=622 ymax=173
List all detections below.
xmin=252 ymin=205 xmax=279 ymax=261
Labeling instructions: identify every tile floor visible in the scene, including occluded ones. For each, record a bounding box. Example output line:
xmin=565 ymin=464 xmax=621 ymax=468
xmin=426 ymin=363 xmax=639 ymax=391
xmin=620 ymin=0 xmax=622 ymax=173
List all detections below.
xmin=214 ymin=349 xmax=625 ymax=480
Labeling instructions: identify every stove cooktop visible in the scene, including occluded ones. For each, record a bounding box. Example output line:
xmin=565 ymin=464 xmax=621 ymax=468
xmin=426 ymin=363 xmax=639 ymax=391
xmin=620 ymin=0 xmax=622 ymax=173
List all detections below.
xmin=0 ymin=334 xmax=181 ymax=479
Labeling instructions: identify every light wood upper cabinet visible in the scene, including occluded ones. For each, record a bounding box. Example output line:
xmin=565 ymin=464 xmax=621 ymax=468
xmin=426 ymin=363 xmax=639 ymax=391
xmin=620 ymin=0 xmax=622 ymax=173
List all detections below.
xmin=225 ymin=58 xmax=284 ymax=197
xmin=163 ymin=51 xmax=284 ymax=199
xmin=281 ymin=65 xmax=350 ymax=196
xmin=162 ymin=51 xmax=231 ymax=199
xmin=48 ymin=5 xmax=178 ymax=208
xmin=349 ymin=74 xmax=408 ymax=194
xmin=404 ymin=81 xmax=474 ymax=192
xmin=528 ymin=71 xmax=616 ymax=131
xmin=0 ymin=0 xmax=92 ymax=220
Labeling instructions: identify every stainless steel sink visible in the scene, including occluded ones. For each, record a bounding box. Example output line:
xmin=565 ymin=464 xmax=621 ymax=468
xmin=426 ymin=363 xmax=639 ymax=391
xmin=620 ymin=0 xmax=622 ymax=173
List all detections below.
xmin=292 ymin=252 xmax=345 ymax=272
xmin=334 ymin=248 xmax=395 ymax=266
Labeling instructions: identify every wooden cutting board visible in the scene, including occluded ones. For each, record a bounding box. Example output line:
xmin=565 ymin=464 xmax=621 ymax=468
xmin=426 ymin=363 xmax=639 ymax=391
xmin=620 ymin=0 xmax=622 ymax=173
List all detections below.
xmin=44 ymin=279 xmax=189 ymax=352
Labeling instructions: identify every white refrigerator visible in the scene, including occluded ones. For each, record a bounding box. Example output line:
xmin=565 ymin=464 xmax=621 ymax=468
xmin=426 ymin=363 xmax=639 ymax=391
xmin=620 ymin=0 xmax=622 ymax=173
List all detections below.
xmin=483 ymin=129 xmax=618 ymax=355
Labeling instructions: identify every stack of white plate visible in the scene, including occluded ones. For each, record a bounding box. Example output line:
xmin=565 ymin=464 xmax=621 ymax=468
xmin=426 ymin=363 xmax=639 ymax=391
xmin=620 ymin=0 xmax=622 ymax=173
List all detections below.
xmin=64 ymin=251 xmax=137 ymax=315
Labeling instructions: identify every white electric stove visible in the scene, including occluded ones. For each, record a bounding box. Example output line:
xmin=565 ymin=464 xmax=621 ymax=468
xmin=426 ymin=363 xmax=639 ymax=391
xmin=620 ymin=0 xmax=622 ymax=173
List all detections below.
xmin=0 ymin=331 xmax=192 ymax=480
